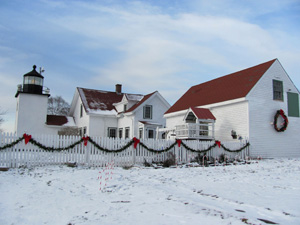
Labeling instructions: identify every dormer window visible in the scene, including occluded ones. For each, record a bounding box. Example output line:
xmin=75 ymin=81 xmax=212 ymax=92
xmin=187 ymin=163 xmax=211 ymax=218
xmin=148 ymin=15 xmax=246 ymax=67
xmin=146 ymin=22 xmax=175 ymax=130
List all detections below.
xmin=124 ymin=104 xmax=127 ymax=112
xmin=143 ymin=105 xmax=152 ymax=119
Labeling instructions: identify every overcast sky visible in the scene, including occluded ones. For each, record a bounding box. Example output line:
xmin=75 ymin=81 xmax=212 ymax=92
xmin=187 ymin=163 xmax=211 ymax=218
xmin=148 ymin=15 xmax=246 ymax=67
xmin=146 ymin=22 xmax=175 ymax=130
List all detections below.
xmin=0 ymin=0 xmax=300 ymax=132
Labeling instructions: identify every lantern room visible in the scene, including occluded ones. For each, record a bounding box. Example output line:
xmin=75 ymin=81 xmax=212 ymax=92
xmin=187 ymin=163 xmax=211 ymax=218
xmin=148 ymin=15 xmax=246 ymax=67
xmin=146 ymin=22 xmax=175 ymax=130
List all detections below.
xmin=22 ymin=65 xmax=44 ymax=94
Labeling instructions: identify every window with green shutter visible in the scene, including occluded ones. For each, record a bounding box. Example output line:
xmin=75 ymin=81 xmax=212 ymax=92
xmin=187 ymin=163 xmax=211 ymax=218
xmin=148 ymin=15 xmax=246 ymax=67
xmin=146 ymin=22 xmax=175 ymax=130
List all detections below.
xmin=287 ymin=92 xmax=300 ymax=117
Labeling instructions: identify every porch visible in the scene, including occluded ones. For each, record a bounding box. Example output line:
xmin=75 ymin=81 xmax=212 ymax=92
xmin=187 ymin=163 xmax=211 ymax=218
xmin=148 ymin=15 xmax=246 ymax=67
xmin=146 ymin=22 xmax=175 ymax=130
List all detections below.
xmin=174 ymin=107 xmax=216 ymax=140
xmin=175 ymin=122 xmax=214 ymax=140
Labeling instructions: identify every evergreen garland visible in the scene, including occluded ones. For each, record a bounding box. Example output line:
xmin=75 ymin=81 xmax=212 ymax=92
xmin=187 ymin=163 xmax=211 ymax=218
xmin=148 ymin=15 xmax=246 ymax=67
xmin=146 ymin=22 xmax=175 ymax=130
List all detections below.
xmin=88 ymin=137 xmax=134 ymax=153
xmin=0 ymin=136 xmax=24 ymax=150
xmin=220 ymin=142 xmax=250 ymax=153
xmin=180 ymin=141 xmax=217 ymax=153
xmin=138 ymin=141 xmax=177 ymax=153
xmin=0 ymin=134 xmax=250 ymax=154
xmin=28 ymin=138 xmax=84 ymax=152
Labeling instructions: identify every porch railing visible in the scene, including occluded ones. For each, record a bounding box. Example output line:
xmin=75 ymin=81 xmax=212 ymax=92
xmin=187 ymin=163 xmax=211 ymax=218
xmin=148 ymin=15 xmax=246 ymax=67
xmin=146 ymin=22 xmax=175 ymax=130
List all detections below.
xmin=175 ymin=123 xmax=214 ymax=139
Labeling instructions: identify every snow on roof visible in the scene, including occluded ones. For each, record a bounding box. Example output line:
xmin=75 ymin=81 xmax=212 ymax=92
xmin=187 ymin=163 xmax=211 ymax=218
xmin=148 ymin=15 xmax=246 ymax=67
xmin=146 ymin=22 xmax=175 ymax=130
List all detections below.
xmin=125 ymin=91 xmax=157 ymax=113
xmin=78 ymin=87 xmax=124 ymax=113
xmin=126 ymin=94 xmax=144 ymax=102
xmin=78 ymin=87 xmax=148 ymax=114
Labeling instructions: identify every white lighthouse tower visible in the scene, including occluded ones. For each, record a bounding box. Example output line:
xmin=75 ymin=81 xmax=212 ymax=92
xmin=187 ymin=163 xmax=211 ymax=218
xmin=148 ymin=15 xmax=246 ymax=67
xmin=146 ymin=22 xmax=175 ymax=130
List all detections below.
xmin=15 ymin=65 xmax=50 ymax=135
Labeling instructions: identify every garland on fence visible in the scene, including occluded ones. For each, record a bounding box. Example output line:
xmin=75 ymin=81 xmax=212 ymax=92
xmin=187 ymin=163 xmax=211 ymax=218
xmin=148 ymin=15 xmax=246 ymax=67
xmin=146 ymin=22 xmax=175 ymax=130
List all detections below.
xmin=88 ymin=138 xmax=134 ymax=153
xmin=0 ymin=136 xmax=24 ymax=150
xmin=0 ymin=133 xmax=250 ymax=154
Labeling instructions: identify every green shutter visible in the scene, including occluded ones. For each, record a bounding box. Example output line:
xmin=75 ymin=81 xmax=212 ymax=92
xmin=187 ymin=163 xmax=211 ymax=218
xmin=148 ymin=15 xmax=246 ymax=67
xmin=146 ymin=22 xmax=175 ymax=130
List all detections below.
xmin=287 ymin=92 xmax=300 ymax=117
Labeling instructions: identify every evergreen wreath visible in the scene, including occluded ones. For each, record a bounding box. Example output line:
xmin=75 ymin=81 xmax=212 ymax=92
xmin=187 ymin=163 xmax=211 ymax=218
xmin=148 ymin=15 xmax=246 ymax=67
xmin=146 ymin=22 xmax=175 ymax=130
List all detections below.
xmin=274 ymin=109 xmax=289 ymax=132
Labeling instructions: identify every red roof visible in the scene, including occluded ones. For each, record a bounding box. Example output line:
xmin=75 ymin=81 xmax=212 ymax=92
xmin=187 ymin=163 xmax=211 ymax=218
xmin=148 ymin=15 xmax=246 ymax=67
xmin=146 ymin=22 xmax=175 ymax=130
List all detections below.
xmin=125 ymin=91 xmax=157 ymax=113
xmin=78 ymin=87 xmax=154 ymax=113
xmin=166 ymin=59 xmax=276 ymax=114
xmin=46 ymin=115 xmax=68 ymax=126
xmin=190 ymin=107 xmax=216 ymax=120
xmin=78 ymin=88 xmax=124 ymax=112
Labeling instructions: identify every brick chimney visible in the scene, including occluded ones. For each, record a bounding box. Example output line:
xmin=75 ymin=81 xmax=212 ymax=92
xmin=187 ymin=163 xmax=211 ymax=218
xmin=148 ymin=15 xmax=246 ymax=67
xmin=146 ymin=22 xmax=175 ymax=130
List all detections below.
xmin=115 ymin=84 xmax=122 ymax=94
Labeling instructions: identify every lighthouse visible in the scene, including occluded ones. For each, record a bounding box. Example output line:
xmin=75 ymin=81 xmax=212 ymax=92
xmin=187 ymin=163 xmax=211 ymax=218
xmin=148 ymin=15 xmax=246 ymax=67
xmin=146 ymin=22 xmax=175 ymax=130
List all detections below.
xmin=15 ymin=65 xmax=50 ymax=135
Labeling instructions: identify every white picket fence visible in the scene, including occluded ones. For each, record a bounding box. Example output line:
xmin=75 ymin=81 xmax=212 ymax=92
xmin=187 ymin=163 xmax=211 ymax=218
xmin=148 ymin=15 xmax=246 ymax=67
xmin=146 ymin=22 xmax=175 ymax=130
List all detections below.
xmin=0 ymin=133 xmax=249 ymax=168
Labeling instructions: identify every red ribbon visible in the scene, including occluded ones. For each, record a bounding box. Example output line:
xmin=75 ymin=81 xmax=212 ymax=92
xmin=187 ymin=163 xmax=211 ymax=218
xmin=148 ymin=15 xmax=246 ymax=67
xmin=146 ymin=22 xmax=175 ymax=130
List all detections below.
xmin=176 ymin=139 xmax=182 ymax=147
xmin=82 ymin=136 xmax=89 ymax=146
xmin=215 ymin=140 xmax=221 ymax=148
xmin=280 ymin=109 xmax=289 ymax=123
xmin=23 ymin=133 xmax=32 ymax=145
xmin=133 ymin=137 xmax=140 ymax=149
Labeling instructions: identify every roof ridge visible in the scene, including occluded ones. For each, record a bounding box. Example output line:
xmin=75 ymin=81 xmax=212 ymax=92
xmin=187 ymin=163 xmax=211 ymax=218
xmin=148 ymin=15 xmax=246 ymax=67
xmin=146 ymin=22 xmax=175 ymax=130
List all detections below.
xmin=190 ymin=59 xmax=277 ymax=89
xmin=77 ymin=87 xmax=143 ymax=96
xmin=165 ymin=59 xmax=277 ymax=114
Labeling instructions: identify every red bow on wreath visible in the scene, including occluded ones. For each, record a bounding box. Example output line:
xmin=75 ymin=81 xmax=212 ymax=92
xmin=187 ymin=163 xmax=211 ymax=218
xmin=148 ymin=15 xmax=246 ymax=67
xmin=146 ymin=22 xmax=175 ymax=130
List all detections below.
xmin=82 ymin=136 xmax=89 ymax=146
xmin=23 ymin=133 xmax=32 ymax=145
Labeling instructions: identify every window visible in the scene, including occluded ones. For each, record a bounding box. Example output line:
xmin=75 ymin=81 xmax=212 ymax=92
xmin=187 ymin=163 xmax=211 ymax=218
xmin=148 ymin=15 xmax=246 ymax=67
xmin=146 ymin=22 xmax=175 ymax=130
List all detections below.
xmin=83 ymin=127 xmax=87 ymax=136
xmin=125 ymin=127 xmax=130 ymax=139
xmin=273 ymin=80 xmax=283 ymax=101
xmin=139 ymin=128 xmax=143 ymax=139
xmin=199 ymin=122 xmax=209 ymax=136
xmin=124 ymin=104 xmax=127 ymax=112
xmin=108 ymin=127 xmax=117 ymax=138
xmin=288 ymin=92 xmax=300 ymax=117
xmin=80 ymin=104 xmax=83 ymax=117
xmin=119 ymin=128 xmax=123 ymax=138
xmin=143 ymin=105 xmax=152 ymax=119
xmin=148 ymin=129 xmax=154 ymax=139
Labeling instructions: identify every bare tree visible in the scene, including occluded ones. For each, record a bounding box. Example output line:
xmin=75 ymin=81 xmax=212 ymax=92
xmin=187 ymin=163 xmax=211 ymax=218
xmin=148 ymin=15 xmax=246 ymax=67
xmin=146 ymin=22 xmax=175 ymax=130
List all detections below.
xmin=48 ymin=96 xmax=70 ymax=116
xmin=0 ymin=108 xmax=5 ymax=132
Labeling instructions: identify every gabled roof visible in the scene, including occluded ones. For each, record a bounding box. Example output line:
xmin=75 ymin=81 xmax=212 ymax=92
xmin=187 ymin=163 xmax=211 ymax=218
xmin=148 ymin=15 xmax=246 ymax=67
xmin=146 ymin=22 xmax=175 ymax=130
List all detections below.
xmin=46 ymin=115 xmax=76 ymax=126
xmin=78 ymin=87 xmax=124 ymax=112
xmin=125 ymin=91 xmax=157 ymax=113
xmin=165 ymin=59 xmax=276 ymax=114
xmin=190 ymin=107 xmax=216 ymax=120
xmin=76 ymin=87 xmax=156 ymax=114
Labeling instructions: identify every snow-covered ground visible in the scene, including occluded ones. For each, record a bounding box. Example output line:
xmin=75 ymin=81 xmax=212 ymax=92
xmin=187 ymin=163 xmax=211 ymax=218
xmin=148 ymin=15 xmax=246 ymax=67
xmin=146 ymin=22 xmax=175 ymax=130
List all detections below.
xmin=1 ymin=159 xmax=300 ymax=225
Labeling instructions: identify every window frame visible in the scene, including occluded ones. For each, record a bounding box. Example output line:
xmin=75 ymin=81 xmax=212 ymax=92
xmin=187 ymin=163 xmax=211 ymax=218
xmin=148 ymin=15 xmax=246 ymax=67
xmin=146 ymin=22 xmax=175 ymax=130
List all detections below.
xmin=125 ymin=127 xmax=130 ymax=139
xmin=143 ymin=105 xmax=152 ymax=119
xmin=80 ymin=104 xmax=83 ymax=118
xmin=119 ymin=128 xmax=123 ymax=138
xmin=148 ymin=129 xmax=154 ymax=139
xmin=108 ymin=127 xmax=117 ymax=138
xmin=139 ymin=128 xmax=143 ymax=139
xmin=273 ymin=79 xmax=284 ymax=101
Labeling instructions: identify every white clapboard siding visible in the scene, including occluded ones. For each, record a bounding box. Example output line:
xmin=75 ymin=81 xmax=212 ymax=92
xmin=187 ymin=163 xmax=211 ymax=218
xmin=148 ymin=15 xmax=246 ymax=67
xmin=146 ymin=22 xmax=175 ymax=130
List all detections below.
xmin=0 ymin=133 xmax=249 ymax=168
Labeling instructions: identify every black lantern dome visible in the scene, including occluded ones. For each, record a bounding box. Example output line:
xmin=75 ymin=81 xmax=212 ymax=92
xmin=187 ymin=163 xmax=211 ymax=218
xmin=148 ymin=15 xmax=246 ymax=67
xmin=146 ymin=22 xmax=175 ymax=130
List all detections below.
xmin=23 ymin=65 xmax=44 ymax=94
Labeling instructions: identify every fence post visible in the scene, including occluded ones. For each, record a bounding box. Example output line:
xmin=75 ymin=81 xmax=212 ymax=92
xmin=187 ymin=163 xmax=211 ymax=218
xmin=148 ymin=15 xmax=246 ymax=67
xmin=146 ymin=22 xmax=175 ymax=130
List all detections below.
xmin=85 ymin=142 xmax=90 ymax=167
xmin=133 ymin=144 xmax=136 ymax=165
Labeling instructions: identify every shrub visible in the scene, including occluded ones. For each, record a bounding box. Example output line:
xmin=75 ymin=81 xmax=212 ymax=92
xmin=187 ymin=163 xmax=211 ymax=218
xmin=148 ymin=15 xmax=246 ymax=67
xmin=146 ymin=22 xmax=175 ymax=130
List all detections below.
xmin=162 ymin=152 xmax=176 ymax=167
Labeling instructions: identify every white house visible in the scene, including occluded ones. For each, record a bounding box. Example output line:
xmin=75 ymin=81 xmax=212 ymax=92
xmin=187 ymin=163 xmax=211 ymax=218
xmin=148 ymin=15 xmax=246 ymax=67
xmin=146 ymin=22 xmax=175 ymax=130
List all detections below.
xmin=164 ymin=59 xmax=300 ymax=158
xmin=15 ymin=65 xmax=76 ymax=136
xmin=15 ymin=66 xmax=170 ymax=138
xmin=68 ymin=85 xmax=170 ymax=138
